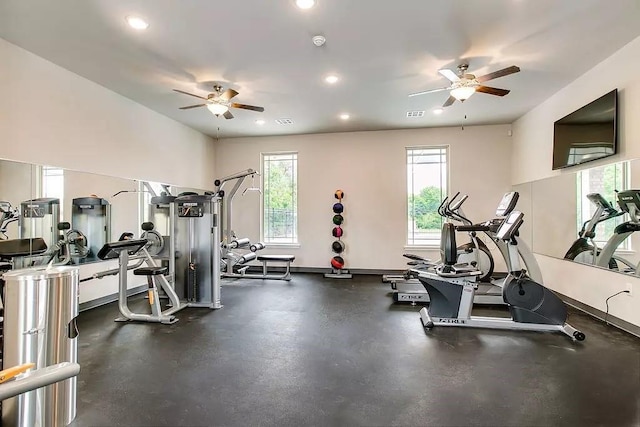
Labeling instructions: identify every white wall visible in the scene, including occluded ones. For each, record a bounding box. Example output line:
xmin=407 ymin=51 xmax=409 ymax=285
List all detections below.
xmin=0 ymin=38 xmax=217 ymax=303
xmin=216 ymin=125 xmax=512 ymax=270
xmin=512 ymin=36 xmax=640 ymax=185
xmin=511 ymin=35 xmax=640 ymax=328
xmin=0 ymin=38 xmax=216 ymax=188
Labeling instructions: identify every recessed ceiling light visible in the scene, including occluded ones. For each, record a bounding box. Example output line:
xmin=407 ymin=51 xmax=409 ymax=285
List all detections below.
xmin=325 ymin=75 xmax=339 ymax=84
xmin=255 ymin=119 xmax=266 ymax=125
xmin=126 ymin=16 xmax=149 ymax=30
xmin=340 ymin=113 xmax=350 ymax=120
xmin=433 ymin=108 xmax=444 ymax=115
xmin=296 ymin=0 xmax=316 ymax=9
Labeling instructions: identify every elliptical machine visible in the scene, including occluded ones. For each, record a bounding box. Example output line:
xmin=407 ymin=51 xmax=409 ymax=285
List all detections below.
xmin=417 ymin=210 xmax=585 ymax=341
xmin=564 ymin=193 xmax=627 ymax=269
xmin=595 ymin=189 xmax=640 ymax=274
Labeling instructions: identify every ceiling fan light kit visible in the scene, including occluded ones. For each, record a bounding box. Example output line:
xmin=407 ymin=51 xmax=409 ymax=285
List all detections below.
xmin=409 ymin=63 xmax=521 ymax=108
xmin=450 ymin=86 xmax=476 ymax=101
xmin=174 ymin=84 xmax=264 ymax=120
xmin=207 ymin=103 xmax=229 ymax=115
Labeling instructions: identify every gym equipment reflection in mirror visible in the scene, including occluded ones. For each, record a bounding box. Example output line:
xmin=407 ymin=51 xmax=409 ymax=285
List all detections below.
xmin=518 ymin=158 xmax=640 ymax=277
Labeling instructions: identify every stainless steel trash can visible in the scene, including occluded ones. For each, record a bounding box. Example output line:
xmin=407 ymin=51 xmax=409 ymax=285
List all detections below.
xmin=1 ymin=266 xmax=79 ymax=427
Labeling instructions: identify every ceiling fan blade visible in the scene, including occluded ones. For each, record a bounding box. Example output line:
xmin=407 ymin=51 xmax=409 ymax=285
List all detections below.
xmin=219 ymin=89 xmax=239 ymax=101
xmin=438 ymin=69 xmax=460 ymax=82
xmin=475 ymin=65 xmax=520 ymax=83
xmin=223 ymin=110 xmax=234 ymax=119
xmin=179 ymin=103 xmax=208 ymax=110
xmin=475 ymin=85 xmax=511 ymax=96
xmin=173 ymin=89 xmax=209 ymax=100
xmin=231 ymin=103 xmax=265 ymax=112
xmin=442 ymin=95 xmax=456 ymax=107
xmin=408 ymin=87 xmax=450 ymax=97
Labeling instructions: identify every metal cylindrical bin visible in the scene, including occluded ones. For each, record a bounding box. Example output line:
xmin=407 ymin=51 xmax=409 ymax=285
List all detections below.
xmin=2 ymin=266 xmax=79 ymax=427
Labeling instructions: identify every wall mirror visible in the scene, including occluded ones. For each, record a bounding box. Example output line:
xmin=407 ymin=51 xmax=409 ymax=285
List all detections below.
xmin=0 ymin=157 xmax=211 ymax=267
xmin=522 ymin=158 xmax=640 ymax=277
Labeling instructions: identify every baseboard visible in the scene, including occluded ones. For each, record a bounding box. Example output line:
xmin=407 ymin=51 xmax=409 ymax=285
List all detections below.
xmin=79 ymin=285 xmax=147 ymax=312
xmin=558 ymin=292 xmax=640 ymax=338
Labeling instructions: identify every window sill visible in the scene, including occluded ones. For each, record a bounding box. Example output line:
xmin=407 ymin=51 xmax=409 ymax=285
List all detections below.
xmin=404 ymin=245 xmax=440 ymax=251
xmin=264 ymin=243 xmax=301 ymax=249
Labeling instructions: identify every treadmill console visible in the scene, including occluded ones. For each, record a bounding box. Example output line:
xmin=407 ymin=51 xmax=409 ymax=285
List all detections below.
xmin=586 ymin=193 xmax=613 ymax=209
xmin=495 ymin=192 xmax=519 ymax=217
xmin=616 ymin=190 xmax=640 ymax=214
xmin=496 ymin=211 xmax=524 ymax=241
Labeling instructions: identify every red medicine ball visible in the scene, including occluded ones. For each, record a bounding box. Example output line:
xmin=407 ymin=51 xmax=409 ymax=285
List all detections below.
xmin=331 ymin=256 xmax=345 ymax=269
xmin=332 ymin=227 xmax=343 ymax=238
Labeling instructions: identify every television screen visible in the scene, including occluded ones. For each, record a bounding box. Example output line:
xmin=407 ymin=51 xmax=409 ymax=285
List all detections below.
xmin=552 ymin=89 xmax=617 ymax=170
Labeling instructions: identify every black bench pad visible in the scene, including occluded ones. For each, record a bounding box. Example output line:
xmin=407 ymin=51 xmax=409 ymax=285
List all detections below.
xmin=134 ymin=266 xmax=168 ymax=276
xmin=0 ymin=238 xmax=47 ymax=257
xmin=257 ymin=255 xmax=295 ymax=262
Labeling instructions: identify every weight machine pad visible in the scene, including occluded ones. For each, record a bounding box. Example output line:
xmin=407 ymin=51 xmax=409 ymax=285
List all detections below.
xmin=257 ymin=255 xmax=295 ymax=262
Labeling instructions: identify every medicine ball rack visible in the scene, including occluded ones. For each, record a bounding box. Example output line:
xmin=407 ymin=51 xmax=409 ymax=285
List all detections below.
xmin=325 ymin=189 xmax=352 ymax=279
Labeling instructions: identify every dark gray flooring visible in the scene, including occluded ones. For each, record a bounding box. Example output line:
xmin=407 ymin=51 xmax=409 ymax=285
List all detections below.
xmin=70 ymin=274 xmax=640 ymax=427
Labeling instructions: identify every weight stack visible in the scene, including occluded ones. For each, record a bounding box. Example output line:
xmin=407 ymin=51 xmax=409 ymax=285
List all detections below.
xmin=325 ymin=189 xmax=352 ymax=279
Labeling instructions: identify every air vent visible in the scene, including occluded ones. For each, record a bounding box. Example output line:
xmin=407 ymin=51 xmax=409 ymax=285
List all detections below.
xmin=406 ymin=111 xmax=425 ymax=118
xmin=275 ymin=118 xmax=294 ymax=125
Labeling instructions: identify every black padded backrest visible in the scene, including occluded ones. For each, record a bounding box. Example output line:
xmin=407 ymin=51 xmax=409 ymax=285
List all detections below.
xmin=440 ymin=223 xmax=457 ymax=265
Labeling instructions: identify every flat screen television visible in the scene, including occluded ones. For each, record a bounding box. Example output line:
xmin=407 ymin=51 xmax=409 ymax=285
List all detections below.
xmin=552 ymin=89 xmax=618 ymax=170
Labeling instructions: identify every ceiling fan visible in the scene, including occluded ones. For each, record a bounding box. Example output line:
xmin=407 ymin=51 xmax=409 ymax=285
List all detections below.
xmin=173 ymin=85 xmax=265 ymax=119
xmin=409 ymin=64 xmax=520 ymax=108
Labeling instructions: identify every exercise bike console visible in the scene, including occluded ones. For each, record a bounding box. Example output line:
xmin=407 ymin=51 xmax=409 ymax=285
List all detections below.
xmin=97 ymin=239 xmax=148 ymax=260
xmin=496 ymin=211 xmax=524 ymax=241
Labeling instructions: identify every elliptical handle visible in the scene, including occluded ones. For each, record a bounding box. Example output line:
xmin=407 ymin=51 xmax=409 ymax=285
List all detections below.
xmin=443 ymin=192 xmax=461 ymax=217
xmin=437 ymin=196 xmax=450 ymax=217
xmin=449 ymin=194 xmax=469 ymax=212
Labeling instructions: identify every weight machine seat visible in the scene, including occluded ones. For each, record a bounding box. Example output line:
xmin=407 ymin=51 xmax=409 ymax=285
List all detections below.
xmin=0 ymin=238 xmax=47 ymax=257
xmin=257 ymin=255 xmax=295 ymax=262
xmin=133 ymin=266 xmax=168 ymax=276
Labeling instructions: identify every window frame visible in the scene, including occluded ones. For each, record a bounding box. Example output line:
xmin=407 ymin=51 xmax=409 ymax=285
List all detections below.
xmin=406 ymin=145 xmax=449 ymax=248
xmin=260 ymin=151 xmax=299 ymax=246
xmin=41 ymin=166 xmax=65 ymax=218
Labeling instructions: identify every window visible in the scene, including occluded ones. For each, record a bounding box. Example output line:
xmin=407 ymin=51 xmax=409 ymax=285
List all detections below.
xmin=262 ymin=152 xmax=298 ymax=244
xmin=407 ymin=146 xmax=448 ymax=246
xmin=576 ymin=161 xmax=630 ymax=247
xmin=42 ymin=166 xmax=64 ymax=217
xmin=139 ymin=181 xmax=171 ymax=225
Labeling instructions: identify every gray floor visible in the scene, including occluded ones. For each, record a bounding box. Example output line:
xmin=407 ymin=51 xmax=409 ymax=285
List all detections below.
xmin=71 ymin=274 xmax=640 ymax=427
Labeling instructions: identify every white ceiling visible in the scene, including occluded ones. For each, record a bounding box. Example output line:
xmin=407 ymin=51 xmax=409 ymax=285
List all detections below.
xmin=1 ymin=0 xmax=639 ymax=139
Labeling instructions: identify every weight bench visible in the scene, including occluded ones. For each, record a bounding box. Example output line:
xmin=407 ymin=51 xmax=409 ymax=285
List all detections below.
xmin=256 ymin=255 xmax=295 ymax=281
